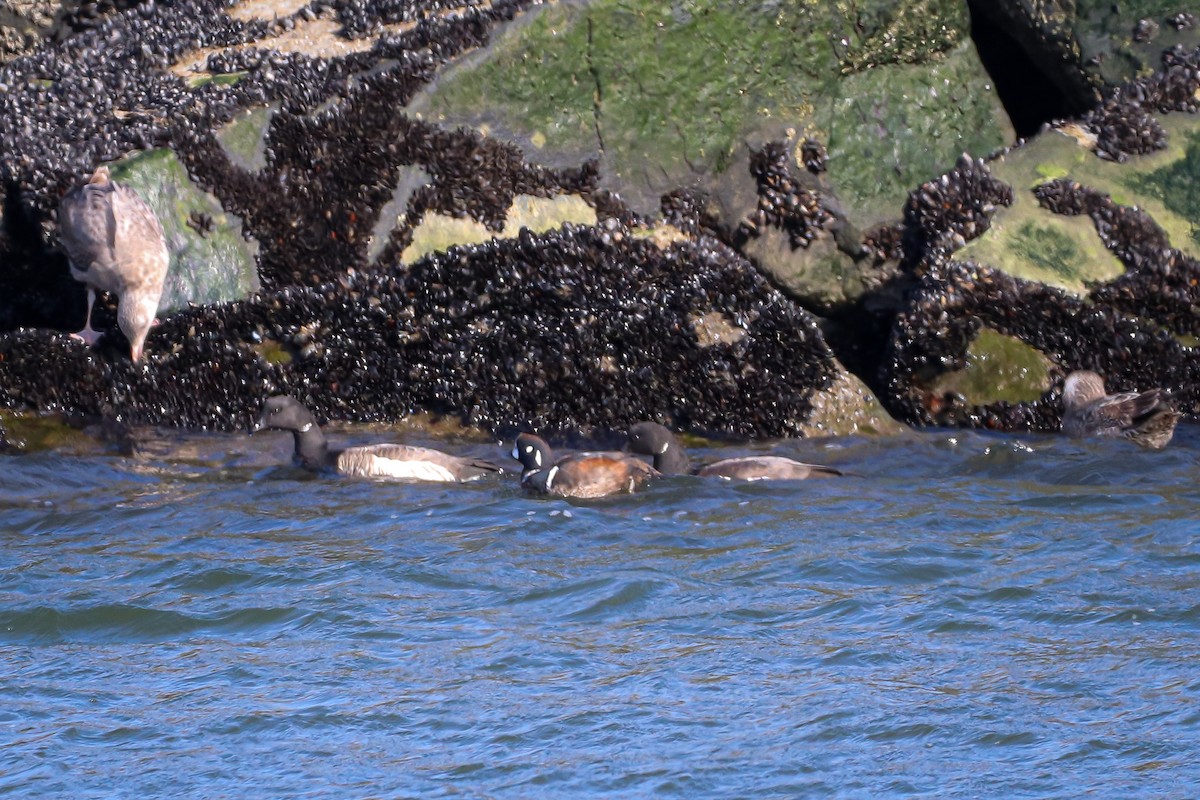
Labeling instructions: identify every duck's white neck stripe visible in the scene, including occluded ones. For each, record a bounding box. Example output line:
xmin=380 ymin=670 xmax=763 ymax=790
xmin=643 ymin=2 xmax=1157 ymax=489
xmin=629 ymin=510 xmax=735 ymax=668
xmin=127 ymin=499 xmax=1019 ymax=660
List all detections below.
xmin=545 ymin=465 xmax=559 ymax=491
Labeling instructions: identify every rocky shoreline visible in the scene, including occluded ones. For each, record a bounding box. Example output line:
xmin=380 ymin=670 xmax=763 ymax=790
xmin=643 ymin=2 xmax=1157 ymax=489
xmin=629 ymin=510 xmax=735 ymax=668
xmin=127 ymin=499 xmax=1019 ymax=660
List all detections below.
xmin=1 ymin=0 xmax=1198 ymax=443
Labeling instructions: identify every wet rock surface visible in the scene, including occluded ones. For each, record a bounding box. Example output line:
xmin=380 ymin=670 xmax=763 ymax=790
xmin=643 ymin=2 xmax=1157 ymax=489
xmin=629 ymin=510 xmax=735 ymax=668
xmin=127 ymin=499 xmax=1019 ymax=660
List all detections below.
xmin=882 ymin=45 xmax=1200 ymax=430
xmin=0 ymin=225 xmax=838 ymax=437
xmin=885 ymin=259 xmax=1198 ymax=431
xmin=0 ymin=0 xmax=542 ymax=327
xmin=1 ymin=0 xmax=1198 ymax=441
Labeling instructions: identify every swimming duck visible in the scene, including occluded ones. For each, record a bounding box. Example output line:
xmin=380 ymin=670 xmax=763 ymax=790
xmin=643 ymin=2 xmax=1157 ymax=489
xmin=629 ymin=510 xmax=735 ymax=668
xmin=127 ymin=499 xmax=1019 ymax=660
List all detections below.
xmin=511 ymin=432 xmax=657 ymax=498
xmin=1061 ymin=370 xmax=1179 ymax=450
xmin=57 ymin=166 xmax=169 ymax=362
xmin=253 ymin=396 xmax=504 ymax=481
xmin=626 ymin=421 xmax=844 ymax=481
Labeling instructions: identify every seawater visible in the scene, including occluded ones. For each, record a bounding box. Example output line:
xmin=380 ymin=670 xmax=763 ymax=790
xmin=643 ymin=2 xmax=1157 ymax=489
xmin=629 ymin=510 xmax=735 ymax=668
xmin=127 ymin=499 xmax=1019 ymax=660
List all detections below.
xmin=2 ymin=424 xmax=1199 ymax=797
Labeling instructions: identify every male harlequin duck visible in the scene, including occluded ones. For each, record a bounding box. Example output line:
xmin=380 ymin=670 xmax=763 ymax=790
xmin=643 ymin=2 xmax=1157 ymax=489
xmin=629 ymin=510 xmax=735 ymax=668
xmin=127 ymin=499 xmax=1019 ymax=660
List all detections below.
xmin=1061 ymin=370 xmax=1179 ymax=450
xmin=511 ymin=432 xmax=657 ymax=498
xmin=253 ymin=396 xmax=504 ymax=481
xmin=626 ymin=421 xmax=844 ymax=481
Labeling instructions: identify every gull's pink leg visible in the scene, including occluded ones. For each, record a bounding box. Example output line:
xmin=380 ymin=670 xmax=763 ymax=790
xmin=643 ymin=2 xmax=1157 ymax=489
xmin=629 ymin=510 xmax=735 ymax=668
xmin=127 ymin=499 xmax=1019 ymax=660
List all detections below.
xmin=70 ymin=289 xmax=104 ymax=346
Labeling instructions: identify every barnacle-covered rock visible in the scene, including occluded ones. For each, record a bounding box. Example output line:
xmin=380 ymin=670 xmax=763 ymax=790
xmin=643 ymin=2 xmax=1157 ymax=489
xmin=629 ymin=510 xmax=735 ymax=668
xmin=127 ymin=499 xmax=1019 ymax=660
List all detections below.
xmin=882 ymin=49 xmax=1200 ymax=429
xmin=726 ymin=139 xmax=884 ymax=313
xmin=0 ymin=1 xmax=58 ymax=63
xmin=967 ymin=0 xmax=1200 ymax=122
xmin=798 ymin=364 xmax=903 ymax=437
xmin=4 ymin=0 xmax=1196 ymax=446
xmin=0 ymin=223 xmax=863 ymax=438
xmin=885 ymin=259 xmax=1199 ymax=429
xmin=901 ymin=152 xmax=1015 ymax=274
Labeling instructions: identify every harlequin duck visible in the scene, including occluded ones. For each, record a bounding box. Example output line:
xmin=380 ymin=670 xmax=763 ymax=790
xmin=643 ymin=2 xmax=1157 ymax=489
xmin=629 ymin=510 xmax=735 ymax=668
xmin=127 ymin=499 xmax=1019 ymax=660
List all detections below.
xmin=511 ymin=432 xmax=657 ymax=498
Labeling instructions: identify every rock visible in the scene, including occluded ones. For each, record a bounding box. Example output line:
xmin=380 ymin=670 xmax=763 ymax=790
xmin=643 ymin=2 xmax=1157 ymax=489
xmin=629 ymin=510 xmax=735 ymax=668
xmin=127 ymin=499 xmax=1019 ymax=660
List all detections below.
xmin=417 ymin=0 xmax=1012 ymax=226
xmin=926 ymin=328 xmax=1054 ymax=409
xmin=2 ymin=0 xmax=1193 ymax=445
xmin=0 ymin=1 xmax=57 ymax=64
xmin=797 ymin=362 xmax=903 ymax=438
xmin=216 ymin=104 xmax=273 ymax=171
xmin=871 ymin=40 xmax=1200 ymax=430
xmin=0 ymin=409 xmax=95 ymax=453
xmin=957 ymin=114 xmax=1200 ymax=293
xmin=108 ymin=148 xmax=260 ymax=311
xmin=967 ymin=0 xmax=1200 ymax=123
xmin=400 ymin=193 xmax=597 ymax=264
xmin=0 ymin=224 xmax=859 ymax=438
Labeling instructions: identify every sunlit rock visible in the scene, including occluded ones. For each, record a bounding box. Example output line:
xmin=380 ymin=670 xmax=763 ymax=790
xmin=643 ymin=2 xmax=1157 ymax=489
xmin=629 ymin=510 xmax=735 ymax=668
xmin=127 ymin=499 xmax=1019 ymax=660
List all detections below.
xmin=108 ymin=149 xmax=260 ymax=312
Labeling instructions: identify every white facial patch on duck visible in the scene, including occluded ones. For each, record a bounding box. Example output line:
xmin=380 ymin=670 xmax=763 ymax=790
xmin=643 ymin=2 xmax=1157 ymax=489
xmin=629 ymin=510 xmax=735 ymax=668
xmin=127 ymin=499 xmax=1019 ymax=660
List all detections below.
xmin=657 ymin=441 xmax=670 ymax=454
xmin=299 ymin=422 xmax=313 ymax=433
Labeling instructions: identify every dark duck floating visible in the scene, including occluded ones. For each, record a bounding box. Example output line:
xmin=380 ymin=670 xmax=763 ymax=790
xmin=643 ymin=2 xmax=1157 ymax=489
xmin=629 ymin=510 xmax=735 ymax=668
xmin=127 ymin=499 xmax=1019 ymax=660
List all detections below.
xmin=511 ymin=432 xmax=657 ymax=499
xmin=1061 ymin=370 xmax=1180 ymax=450
xmin=56 ymin=166 xmax=169 ymax=362
xmin=626 ymin=422 xmax=845 ymax=481
xmin=253 ymin=396 xmax=505 ymax=481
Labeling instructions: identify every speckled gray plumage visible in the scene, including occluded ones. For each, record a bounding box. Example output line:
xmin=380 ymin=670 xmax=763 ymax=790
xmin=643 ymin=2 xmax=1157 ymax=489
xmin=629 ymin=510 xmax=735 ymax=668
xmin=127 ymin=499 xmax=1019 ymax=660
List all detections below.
xmin=58 ymin=166 xmax=168 ymax=361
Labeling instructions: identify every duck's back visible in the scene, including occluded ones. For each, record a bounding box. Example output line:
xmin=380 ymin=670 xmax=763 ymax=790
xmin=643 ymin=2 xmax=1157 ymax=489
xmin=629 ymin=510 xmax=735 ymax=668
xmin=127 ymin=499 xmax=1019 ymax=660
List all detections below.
xmin=535 ymin=453 xmax=657 ymax=498
xmin=336 ymin=443 xmax=499 ymax=482
xmin=1065 ymin=389 xmax=1167 ymax=438
xmin=697 ymin=456 xmax=843 ymax=481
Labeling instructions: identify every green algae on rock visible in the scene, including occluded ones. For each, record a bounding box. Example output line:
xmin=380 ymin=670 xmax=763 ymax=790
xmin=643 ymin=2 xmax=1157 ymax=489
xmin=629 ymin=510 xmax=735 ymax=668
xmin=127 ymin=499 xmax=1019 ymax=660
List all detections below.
xmin=421 ymin=0 xmax=1010 ymax=223
xmin=216 ymin=105 xmax=273 ymax=172
xmin=959 ymin=112 xmax=1200 ymax=292
xmin=0 ymin=410 xmax=102 ymax=454
xmin=929 ymin=328 xmax=1054 ymax=407
xmin=109 ymin=149 xmax=260 ymax=312
xmin=1128 ymin=125 xmax=1200 ymax=250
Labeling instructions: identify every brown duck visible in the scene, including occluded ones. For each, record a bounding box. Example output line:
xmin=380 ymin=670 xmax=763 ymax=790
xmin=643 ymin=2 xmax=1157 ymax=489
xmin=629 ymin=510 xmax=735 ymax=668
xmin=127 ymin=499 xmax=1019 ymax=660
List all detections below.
xmin=511 ymin=432 xmax=657 ymax=498
xmin=626 ymin=422 xmax=844 ymax=481
xmin=1061 ymin=370 xmax=1180 ymax=450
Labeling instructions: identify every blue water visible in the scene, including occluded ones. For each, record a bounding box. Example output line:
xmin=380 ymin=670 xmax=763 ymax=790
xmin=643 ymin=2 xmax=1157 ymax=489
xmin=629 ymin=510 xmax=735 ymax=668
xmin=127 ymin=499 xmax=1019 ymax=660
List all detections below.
xmin=2 ymin=424 xmax=1199 ymax=797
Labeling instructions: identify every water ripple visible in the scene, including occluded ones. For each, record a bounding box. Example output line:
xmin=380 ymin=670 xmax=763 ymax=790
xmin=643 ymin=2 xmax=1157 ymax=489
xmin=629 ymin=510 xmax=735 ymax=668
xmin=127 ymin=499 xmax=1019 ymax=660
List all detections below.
xmin=1 ymin=430 xmax=1200 ymax=797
